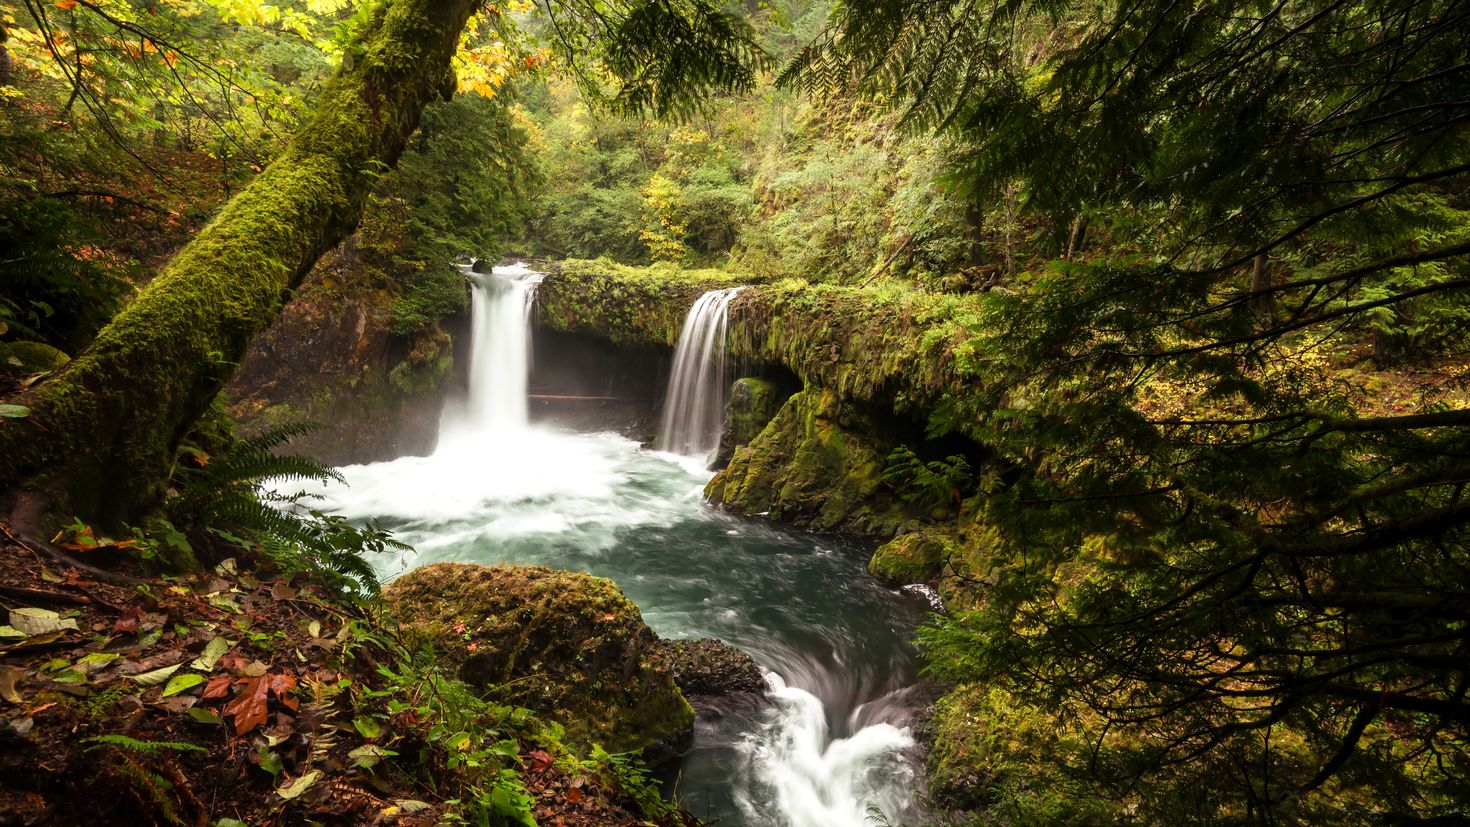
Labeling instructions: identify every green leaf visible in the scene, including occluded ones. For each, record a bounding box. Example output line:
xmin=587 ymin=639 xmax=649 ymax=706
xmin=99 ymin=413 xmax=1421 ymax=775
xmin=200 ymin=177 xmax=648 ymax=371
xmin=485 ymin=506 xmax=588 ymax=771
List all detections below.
xmin=8 ymin=608 xmax=78 ymax=636
xmin=352 ymin=717 xmax=382 ymax=739
xmin=130 ymin=663 xmax=183 ymax=686
xmin=191 ymin=636 xmax=232 ymax=672
xmin=0 ymin=404 xmax=30 ymax=419
xmin=348 ymin=744 xmax=394 ymax=768
xmin=162 ymin=673 xmax=207 ymax=697
xmin=187 ymin=707 xmax=222 ymax=725
xmin=276 ymin=769 xmax=321 ymax=800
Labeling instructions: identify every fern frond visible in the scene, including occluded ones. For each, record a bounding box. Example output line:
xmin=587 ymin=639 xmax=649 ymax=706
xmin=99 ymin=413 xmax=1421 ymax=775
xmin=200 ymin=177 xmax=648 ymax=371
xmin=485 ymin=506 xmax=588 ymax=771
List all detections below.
xmin=85 ymin=734 xmax=207 ymax=753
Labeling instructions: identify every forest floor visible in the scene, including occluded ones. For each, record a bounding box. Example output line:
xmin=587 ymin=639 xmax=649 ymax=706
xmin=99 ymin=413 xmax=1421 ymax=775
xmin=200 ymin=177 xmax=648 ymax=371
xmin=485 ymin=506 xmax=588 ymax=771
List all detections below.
xmin=0 ymin=528 xmax=696 ymax=827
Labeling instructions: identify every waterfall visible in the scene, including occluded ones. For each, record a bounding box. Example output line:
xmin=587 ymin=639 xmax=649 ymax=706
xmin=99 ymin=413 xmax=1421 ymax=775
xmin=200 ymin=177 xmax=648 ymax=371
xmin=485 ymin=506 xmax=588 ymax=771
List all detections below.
xmin=454 ymin=261 xmax=543 ymax=433
xmin=658 ymin=287 xmax=744 ymax=459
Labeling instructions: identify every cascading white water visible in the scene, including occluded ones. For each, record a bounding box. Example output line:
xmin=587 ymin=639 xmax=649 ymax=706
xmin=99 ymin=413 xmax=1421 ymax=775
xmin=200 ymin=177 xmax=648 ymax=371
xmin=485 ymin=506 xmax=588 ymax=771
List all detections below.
xmin=448 ymin=261 xmax=543 ymax=434
xmin=739 ymin=674 xmax=919 ymax=826
xmin=658 ymin=287 xmax=744 ymax=460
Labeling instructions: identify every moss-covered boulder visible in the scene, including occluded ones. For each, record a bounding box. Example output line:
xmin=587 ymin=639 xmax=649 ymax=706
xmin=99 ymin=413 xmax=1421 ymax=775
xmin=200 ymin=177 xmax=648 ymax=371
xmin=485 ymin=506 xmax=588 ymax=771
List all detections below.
xmin=656 ymin=638 xmax=766 ymax=697
xmin=869 ymin=531 xmax=954 ymax=586
xmin=0 ymin=340 xmax=69 ymax=375
xmin=706 ymin=387 xmax=912 ymax=536
xmin=711 ymin=376 xmax=788 ymax=470
xmin=382 ymin=563 xmax=694 ymax=757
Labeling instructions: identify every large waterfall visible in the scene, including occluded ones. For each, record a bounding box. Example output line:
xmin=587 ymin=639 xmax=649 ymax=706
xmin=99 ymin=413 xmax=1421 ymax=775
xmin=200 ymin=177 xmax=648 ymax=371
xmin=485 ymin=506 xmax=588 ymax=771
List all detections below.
xmin=451 ymin=261 xmax=543 ymax=433
xmin=658 ymin=287 xmax=744 ymax=460
xmin=313 ymin=265 xmax=924 ymax=827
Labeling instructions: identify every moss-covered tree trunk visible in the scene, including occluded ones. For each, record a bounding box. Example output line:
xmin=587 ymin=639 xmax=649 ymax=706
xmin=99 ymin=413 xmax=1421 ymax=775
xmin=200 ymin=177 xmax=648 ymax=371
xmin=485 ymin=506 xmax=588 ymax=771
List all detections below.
xmin=0 ymin=0 xmax=478 ymax=527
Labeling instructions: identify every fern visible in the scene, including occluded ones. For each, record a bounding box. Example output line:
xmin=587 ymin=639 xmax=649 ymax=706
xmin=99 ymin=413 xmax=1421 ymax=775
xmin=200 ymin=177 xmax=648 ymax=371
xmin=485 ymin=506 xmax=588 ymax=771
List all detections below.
xmin=882 ymin=445 xmax=973 ymax=511
xmin=169 ymin=422 xmax=402 ymax=599
xmin=84 ymin=734 xmax=207 ymax=753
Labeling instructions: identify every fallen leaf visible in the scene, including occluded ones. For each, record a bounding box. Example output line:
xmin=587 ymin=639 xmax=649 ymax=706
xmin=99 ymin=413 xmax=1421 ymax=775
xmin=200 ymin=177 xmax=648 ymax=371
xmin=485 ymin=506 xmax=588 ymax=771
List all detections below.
xmin=0 ymin=404 xmax=30 ymax=419
xmin=396 ymin=800 xmax=432 ymax=813
xmin=74 ymin=652 xmax=121 ymax=673
xmin=153 ymin=695 xmax=198 ymax=714
xmin=349 ymin=744 xmax=394 ymax=769
xmin=8 ymin=608 xmax=79 ymax=636
xmin=191 ymin=636 xmax=231 ymax=672
xmin=0 ymin=666 xmax=24 ymax=704
xmin=187 ymin=706 xmax=221 ymax=724
xmin=162 ymin=673 xmax=207 ymax=697
xmin=39 ymin=568 xmax=64 ymax=584
xmin=275 ymin=769 xmax=321 ymax=800
xmin=0 ymin=627 xmax=26 ymax=641
xmin=224 ymin=676 xmax=271 ymax=734
xmin=129 ymin=663 xmax=183 ymax=686
xmin=202 ymin=674 xmax=233 ymax=699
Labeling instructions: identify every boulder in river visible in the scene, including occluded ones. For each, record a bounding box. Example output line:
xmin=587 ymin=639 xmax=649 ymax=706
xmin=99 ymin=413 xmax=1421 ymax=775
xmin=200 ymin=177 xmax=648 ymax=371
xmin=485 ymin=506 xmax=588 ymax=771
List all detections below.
xmin=383 ymin=562 xmax=695 ymax=758
xmin=657 ymin=638 xmax=767 ymax=697
xmin=868 ymin=531 xmax=954 ymax=586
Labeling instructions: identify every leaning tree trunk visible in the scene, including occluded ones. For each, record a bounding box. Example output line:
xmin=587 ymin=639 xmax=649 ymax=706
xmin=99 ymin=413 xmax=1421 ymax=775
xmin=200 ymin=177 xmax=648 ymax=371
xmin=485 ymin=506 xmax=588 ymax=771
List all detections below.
xmin=0 ymin=0 xmax=478 ymax=529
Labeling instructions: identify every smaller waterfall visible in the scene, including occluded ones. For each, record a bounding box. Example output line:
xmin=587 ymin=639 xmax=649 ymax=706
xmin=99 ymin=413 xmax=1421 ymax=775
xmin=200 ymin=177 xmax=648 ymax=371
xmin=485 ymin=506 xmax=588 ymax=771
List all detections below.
xmin=658 ymin=287 xmax=744 ymax=460
xmin=455 ymin=261 xmax=544 ymax=433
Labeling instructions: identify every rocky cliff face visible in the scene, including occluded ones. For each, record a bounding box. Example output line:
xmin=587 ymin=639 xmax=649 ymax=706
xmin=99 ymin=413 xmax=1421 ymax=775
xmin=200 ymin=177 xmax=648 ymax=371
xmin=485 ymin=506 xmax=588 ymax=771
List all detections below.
xmin=225 ymin=253 xmax=464 ymax=466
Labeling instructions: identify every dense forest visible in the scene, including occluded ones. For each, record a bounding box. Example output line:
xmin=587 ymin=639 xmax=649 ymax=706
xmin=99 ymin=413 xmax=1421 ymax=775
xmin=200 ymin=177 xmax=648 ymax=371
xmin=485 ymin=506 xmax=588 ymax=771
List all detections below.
xmin=1 ymin=0 xmax=1467 ymax=825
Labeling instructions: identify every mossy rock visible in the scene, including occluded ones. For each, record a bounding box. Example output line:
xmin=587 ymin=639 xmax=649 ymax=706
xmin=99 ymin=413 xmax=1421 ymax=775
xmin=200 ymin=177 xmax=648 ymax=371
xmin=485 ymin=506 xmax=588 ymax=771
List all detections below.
xmin=0 ymin=341 xmax=69 ymax=375
xmin=711 ymin=376 xmax=788 ymax=470
xmin=869 ymin=531 xmax=953 ymax=586
xmin=656 ymin=638 xmax=766 ymax=697
xmin=706 ymin=387 xmax=910 ymax=536
xmin=382 ymin=563 xmax=694 ymax=757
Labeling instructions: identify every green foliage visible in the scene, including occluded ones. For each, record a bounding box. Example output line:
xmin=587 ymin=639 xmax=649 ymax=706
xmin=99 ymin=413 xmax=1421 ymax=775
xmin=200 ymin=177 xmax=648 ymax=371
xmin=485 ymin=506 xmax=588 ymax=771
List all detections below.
xmin=360 ymin=652 xmax=544 ymax=827
xmin=583 ymin=744 xmax=677 ymax=818
xmin=0 ymin=190 xmax=134 ymax=352
xmin=776 ymin=0 xmax=1470 ymax=819
xmin=881 ymin=446 xmax=970 ymax=511
xmin=84 ymin=734 xmax=207 ymax=754
xmin=361 ymin=92 xmax=540 ymax=334
xmin=169 ymin=423 xmax=402 ymax=598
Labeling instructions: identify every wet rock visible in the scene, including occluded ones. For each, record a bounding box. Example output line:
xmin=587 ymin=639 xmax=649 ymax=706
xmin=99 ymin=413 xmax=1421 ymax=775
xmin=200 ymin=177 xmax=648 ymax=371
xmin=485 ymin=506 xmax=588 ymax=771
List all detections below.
xmin=382 ymin=563 xmax=694 ymax=758
xmin=711 ymin=377 xmax=787 ymax=471
xmin=869 ymin=531 xmax=954 ymax=586
xmin=657 ymin=638 xmax=767 ymax=697
xmin=705 ymin=388 xmax=913 ymax=536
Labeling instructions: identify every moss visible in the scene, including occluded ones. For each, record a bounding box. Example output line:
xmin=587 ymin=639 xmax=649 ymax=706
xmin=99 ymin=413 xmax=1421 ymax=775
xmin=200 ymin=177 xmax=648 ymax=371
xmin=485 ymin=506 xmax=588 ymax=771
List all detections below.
xmin=535 ymin=258 xmax=747 ymax=347
xmin=0 ymin=0 xmax=484 ymax=527
xmin=0 ymin=340 xmax=70 ymax=374
xmin=712 ymin=376 xmax=788 ymax=469
xmin=382 ymin=563 xmax=694 ymax=756
xmin=706 ymin=387 xmax=913 ymax=536
xmin=868 ymin=530 xmax=953 ymax=586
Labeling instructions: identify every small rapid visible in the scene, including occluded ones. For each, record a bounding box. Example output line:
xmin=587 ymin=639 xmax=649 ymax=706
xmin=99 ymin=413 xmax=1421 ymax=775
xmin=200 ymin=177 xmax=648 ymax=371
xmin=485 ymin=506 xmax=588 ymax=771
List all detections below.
xmin=312 ymin=264 xmax=926 ymax=827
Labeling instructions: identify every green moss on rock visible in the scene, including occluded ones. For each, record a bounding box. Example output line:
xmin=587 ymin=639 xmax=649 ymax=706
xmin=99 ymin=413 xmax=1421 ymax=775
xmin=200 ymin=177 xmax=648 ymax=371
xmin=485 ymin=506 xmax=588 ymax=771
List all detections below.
xmin=0 ymin=341 xmax=70 ymax=374
xmin=706 ymin=387 xmax=913 ymax=536
xmin=382 ymin=562 xmax=694 ymax=756
xmin=868 ymin=530 xmax=954 ymax=586
xmin=712 ymin=376 xmax=788 ymax=470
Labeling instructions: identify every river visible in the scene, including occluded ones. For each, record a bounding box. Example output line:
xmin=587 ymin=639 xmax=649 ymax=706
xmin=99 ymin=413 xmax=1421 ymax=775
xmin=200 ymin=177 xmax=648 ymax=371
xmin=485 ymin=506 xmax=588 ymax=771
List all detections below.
xmin=313 ymin=263 xmax=928 ymax=826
